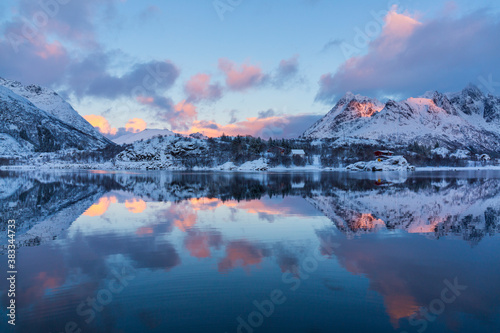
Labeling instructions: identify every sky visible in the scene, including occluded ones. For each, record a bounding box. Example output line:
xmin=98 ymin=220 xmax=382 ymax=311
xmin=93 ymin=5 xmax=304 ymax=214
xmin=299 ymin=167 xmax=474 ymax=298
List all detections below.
xmin=0 ymin=0 xmax=499 ymax=139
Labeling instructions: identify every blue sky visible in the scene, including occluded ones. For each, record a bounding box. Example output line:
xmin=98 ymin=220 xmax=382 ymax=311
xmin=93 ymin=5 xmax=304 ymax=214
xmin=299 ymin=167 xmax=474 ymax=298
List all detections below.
xmin=1 ymin=0 xmax=499 ymax=138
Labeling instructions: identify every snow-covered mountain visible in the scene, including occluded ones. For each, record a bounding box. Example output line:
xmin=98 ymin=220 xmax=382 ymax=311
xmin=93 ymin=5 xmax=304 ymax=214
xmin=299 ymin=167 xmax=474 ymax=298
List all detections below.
xmin=0 ymin=78 xmax=112 ymax=155
xmin=303 ymin=85 xmax=500 ymax=152
xmin=113 ymin=128 xmax=176 ymax=145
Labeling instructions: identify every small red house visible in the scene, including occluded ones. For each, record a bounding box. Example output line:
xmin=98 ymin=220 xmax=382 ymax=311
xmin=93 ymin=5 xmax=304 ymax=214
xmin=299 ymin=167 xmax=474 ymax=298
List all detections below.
xmin=374 ymin=150 xmax=394 ymax=157
xmin=267 ymin=146 xmax=285 ymax=155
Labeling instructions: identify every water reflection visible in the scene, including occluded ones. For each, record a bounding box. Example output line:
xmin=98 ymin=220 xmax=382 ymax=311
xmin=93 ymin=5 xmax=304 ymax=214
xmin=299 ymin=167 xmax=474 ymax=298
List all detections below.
xmin=0 ymin=170 xmax=499 ymax=332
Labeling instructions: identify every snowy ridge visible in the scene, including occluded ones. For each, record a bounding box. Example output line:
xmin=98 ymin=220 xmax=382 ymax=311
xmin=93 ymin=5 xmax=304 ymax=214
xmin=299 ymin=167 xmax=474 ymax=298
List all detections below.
xmin=303 ymin=85 xmax=500 ymax=152
xmin=0 ymin=82 xmax=111 ymax=155
xmin=0 ymin=77 xmax=106 ymax=140
xmin=303 ymin=92 xmax=384 ymax=138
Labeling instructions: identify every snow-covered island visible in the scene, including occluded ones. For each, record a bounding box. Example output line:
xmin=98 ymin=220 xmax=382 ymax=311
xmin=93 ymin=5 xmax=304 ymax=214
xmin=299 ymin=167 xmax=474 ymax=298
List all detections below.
xmin=346 ymin=151 xmax=415 ymax=172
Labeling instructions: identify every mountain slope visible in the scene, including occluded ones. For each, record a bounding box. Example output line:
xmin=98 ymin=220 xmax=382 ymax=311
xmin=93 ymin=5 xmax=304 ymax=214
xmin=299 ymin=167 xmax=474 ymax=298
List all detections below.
xmin=303 ymin=92 xmax=385 ymax=138
xmin=303 ymin=85 xmax=500 ymax=152
xmin=0 ymin=77 xmax=106 ymax=140
xmin=0 ymin=85 xmax=111 ymax=154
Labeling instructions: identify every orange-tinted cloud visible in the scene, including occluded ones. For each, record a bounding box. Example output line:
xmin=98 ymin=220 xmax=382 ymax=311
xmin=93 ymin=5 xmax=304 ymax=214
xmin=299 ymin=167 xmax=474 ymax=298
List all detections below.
xmin=136 ymin=96 xmax=154 ymax=104
xmin=218 ymin=240 xmax=267 ymax=273
xmin=184 ymin=230 xmax=223 ymax=259
xmin=125 ymin=198 xmax=147 ymax=213
xmin=375 ymin=8 xmax=422 ymax=54
xmin=22 ymin=270 xmax=66 ymax=303
xmin=218 ymin=58 xmax=266 ymax=91
xmin=125 ymin=118 xmax=147 ymax=133
xmin=227 ymin=200 xmax=297 ymax=217
xmin=188 ymin=198 xmax=225 ymax=211
xmin=162 ymin=201 xmax=199 ymax=232
xmin=316 ymin=6 xmax=500 ymax=101
xmin=83 ymin=195 xmax=117 ymax=217
xmin=181 ymin=113 xmax=321 ymax=139
xmin=83 ymin=115 xmax=117 ymax=135
xmin=136 ymin=227 xmax=154 ymax=236
xmin=184 ymin=73 xmax=223 ymax=102
xmin=316 ymin=231 xmax=422 ymax=328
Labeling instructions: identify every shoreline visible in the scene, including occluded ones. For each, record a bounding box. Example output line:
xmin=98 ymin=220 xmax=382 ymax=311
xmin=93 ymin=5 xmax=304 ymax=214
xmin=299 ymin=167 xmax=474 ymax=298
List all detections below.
xmin=2 ymin=164 xmax=500 ymax=172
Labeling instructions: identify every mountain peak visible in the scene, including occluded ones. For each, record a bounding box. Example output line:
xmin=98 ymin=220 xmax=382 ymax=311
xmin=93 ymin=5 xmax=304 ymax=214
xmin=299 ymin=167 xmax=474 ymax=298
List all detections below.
xmin=461 ymin=83 xmax=484 ymax=99
xmin=0 ymin=77 xmax=104 ymax=139
xmin=339 ymin=92 xmax=380 ymax=104
xmin=302 ymin=84 xmax=500 ymax=150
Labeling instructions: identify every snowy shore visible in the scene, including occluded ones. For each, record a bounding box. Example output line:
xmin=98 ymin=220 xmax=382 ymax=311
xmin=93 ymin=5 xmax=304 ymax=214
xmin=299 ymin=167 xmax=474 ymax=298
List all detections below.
xmin=2 ymin=161 xmax=500 ymax=172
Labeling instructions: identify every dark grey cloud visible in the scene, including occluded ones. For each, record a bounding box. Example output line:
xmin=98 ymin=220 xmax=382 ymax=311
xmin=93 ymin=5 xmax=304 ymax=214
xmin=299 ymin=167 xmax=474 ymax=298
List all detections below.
xmin=258 ymin=109 xmax=276 ymax=119
xmin=16 ymin=0 xmax=119 ymax=48
xmin=272 ymin=55 xmax=301 ymax=88
xmin=69 ymin=57 xmax=180 ymax=99
xmin=229 ymin=110 xmax=239 ymax=124
xmin=184 ymin=73 xmax=223 ymax=103
xmin=320 ymin=38 xmax=344 ymax=53
xmin=254 ymin=114 xmax=324 ymax=139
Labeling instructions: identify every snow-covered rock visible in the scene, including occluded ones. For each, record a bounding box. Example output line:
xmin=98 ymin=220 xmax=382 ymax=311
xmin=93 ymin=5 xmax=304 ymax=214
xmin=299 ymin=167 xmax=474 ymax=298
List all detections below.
xmin=450 ymin=150 xmax=470 ymax=159
xmin=115 ymin=135 xmax=208 ymax=169
xmin=431 ymin=147 xmax=450 ymax=157
xmin=218 ymin=162 xmax=237 ymax=171
xmin=237 ymin=158 xmax=269 ymax=171
xmin=479 ymin=154 xmax=491 ymax=161
xmin=346 ymin=156 xmax=414 ymax=172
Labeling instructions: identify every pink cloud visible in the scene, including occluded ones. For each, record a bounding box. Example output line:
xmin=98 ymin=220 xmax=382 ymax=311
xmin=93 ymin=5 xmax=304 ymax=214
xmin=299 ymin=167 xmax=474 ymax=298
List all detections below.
xmin=316 ymin=6 xmax=500 ymax=101
xmin=184 ymin=73 xmax=222 ymax=102
xmin=181 ymin=113 xmax=321 ymax=139
xmin=218 ymin=58 xmax=266 ymax=91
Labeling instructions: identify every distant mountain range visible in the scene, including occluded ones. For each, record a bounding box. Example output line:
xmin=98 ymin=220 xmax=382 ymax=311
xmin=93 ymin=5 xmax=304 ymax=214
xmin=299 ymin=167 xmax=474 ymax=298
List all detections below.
xmin=303 ymin=85 xmax=500 ymax=152
xmin=0 ymin=77 xmax=112 ymax=154
xmin=1 ymin=77 xmax=500 ymax=163
xmin=113 ymin=128 xmax=176 ymax=145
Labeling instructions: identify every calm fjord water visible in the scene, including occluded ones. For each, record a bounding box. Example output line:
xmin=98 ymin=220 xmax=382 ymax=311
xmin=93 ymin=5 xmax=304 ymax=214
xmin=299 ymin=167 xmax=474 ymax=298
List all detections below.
xmin=1 ymin=170 xmax=500 ymax=333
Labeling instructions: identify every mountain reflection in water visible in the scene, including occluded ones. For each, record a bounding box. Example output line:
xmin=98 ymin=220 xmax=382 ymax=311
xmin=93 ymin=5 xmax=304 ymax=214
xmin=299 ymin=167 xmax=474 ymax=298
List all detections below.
xmin=1 ymin=170 xmax=499 ymax=333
